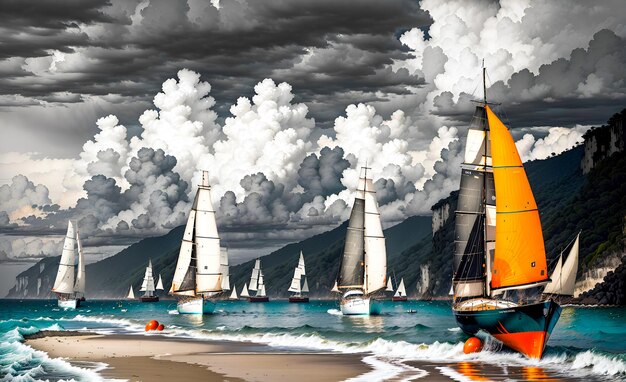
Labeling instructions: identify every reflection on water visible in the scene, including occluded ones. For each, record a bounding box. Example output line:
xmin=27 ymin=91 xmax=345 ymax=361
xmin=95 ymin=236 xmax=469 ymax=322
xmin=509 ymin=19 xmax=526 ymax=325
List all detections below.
xmin=343 ymin=315 xmax=385 ymax=331
xmin=455 ymin=362 xmax=491 ymax=381
xmin=522 ymin=366 xmax=558 ymax=381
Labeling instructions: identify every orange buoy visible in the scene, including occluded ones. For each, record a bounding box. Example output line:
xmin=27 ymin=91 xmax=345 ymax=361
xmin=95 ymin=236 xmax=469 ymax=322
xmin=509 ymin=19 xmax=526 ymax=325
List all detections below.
xmin=463 ymin=337 xmax=483 ymax=354
xmin=145 ymin=320 xmax=159 ymax=331
xmin=157 ymin=324 xmax=164 ymax=331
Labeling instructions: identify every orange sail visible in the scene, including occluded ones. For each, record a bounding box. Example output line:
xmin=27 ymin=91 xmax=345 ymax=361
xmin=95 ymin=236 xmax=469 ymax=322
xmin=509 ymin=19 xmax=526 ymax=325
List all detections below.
xmin=486 ymin=106 xmax=548 ymax=290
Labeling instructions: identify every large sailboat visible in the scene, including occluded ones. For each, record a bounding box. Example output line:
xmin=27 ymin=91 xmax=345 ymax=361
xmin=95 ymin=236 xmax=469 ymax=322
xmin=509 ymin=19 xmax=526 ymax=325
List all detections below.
xmin=335 ymin=166 xmax=387 ymax=315
xmin=452 ymin=68 xmax=561 ymax=359
xmin=248 ymin=259 xmax=269 ymax=302
xmin=52 ymin=221 xmax=85 ymax=309
xmin=140 ymin=259 xmax=158 ymax=302
xmin=288 ymin=251 xmax=309 ymax=303
xmin=543 ymin=232 xmax=580 ymax=299
xmin=170 ymin=171 xmax=226 ymax=314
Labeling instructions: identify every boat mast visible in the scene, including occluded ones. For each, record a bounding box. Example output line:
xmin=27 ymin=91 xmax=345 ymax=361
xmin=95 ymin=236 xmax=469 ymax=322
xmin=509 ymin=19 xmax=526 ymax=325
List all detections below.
xmin=482 ymin=60 xmax=491 ymax=297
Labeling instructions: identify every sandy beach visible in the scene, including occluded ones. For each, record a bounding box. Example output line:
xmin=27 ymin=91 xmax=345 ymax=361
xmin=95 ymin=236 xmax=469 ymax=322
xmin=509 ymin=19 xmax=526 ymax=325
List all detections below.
xmin=25 ymin=332 xmax=372 ymax=381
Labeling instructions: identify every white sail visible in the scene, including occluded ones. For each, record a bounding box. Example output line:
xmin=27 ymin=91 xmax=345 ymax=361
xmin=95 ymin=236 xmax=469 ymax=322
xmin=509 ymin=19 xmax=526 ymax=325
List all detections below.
xmin=229 ymin=287 xmax=238 ymax=300
xmin=156 ymin=274 xmax=164 ymax=290
xmin=386 ymin=277 xmax=393 ymax=292
xmin=249 ymin=259 xmax=261 ymax=291
xmin=331 ymin=280 xmax=339 ymax=293
xmin=544 ymin=233 xmax=580 ymax=296
xmin=171 ymin=210 xmax=196 ymax=294
xmin=194 ymin=173 xmax=222 ymax=293
xmin=298 ymin=251 xmax=306 ymax=276
xmin=127 ymin=286 xmax=135 ymax=299
xmin=362 ymin=173 xmax=387 ymax=294
xmin=288 ymin=252 xmax=304 ymax=293
xmin=220 ymin=247 xmax=230 ymax=291
xmin=141 ymin=259 xmax=155 ymax=297
xmin=258 ymin=283 xmax=266 ymax=297
xmin=302 ymin=277 xmax=309 ymax=293
xmin=52 ymin=221 xmax=77 ymax=295
xmin=74 ymin=227 xmax=85 ymax=295
xmin=394 ymin=278 xmax=406 ymax=297
xmin=241 ymin=283 xmax=250 ymax=298
xmin=257 ymin=269 xmax=266 ymax=297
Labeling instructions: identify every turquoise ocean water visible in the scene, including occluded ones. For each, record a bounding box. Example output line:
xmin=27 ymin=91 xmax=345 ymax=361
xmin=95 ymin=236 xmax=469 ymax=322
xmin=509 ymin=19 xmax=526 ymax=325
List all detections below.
xmin=0 ymin=299 xmax=624 ymax=381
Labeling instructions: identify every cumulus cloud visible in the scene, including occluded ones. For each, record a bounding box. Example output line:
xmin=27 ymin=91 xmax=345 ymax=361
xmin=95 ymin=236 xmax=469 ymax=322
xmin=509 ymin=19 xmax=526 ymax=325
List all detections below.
xmin=0 ymin=236 xmax=63 ymax=262
xmin=0 ymin=175 xmax=52 ymax=222
xmin=516 ymin=125 xmax=590 ymax=162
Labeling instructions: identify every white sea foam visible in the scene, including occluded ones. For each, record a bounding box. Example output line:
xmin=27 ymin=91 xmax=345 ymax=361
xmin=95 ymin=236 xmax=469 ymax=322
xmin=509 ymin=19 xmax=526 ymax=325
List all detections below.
xmin=327 ymin=309 xmax=343 ymax=316
xmin=447 ymin=327 xmax=461 ymax=332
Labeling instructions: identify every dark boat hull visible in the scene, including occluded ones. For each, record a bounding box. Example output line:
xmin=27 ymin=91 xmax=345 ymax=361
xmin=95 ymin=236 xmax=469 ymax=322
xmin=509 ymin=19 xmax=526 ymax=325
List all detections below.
xmin=140 ymin=296 xmax=159 ymax=302
xmin=249 ymin=296 xmax=269 ymax=302
xmin=453 ymin=300 xmax=561 ymax=359
xmin=392 ymin=296 xmax=408 ymax=302
xmin=288 ymin=296 xmax=309 ymax=303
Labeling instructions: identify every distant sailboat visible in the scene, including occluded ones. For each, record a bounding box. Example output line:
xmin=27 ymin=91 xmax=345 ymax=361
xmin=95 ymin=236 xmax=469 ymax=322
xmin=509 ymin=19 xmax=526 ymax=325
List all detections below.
xmin=385 ymin=277 xmax=393 ymax=292
xmin=452 ymin=66 xmax=561 ymax=359
xmin=241 ymin=283 xmax=250 ymax=298
xmin=392 ymin=278 xmax=407 ymax=302
xmin=127 ymin=285 xmax=135 ymax=299
xmin=140 ymin=259 xmax=158 ymax=302
xmin=248 ymin=259 xmax=269 ymax=302
xmin=288 ymin=251 xmax=309 ymax=303
xmin=52 ymin=220 xmax=84 ymax=309
xmin=334 ymin=166 xmax=386 ymax=315
xmin=331 ymin=281 xmax=340 ymax=293
xmin=229 ymin=287 xmax=238 ymax=300
xmin=170 ymin=171 xmax=226 ymax=314
xmin=156 ymin=274 xmax=164 ymax=291
xmin=543 ymin=232 xmax=581 ymax=298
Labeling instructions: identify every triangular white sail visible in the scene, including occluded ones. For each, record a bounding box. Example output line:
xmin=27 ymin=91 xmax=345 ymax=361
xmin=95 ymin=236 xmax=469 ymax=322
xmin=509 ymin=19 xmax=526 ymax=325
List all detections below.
xmin=249 ymin=259 xmax=260 ymax=291
xmin=141 ymin=260 xmax=155 ymax=296
xmin=360 ymin=168 xmax=387 ymax=294
xmin=331 ymin=280 xmax=340 ymax=293
xmin=544 ymin=233 xmax=580 ymax=296
xmin=229 ymin=287 xmax=238 ymax=300
xmin=394 ymin=278 xmax=406 ymax=297
xmin=302 ymin=277 xmax=309 ymax=293
xmin=288 ymin=252 xmax=305 ymax=294
xmin=156 ymin=274 xmax=164 ymax=290
xmin=220 ymin=247 xmax=230 ymax=291
xmin=256 ymin=269 xmax=266 ymax=297
xmin=52 ymin=220 xmax=77 ymax=295
xmin=170 ymin=171 xmax=225 ymax=297
xmin=74 ymin=226 xmax=85 ymax=295
xmin=298 ymin=252 xmax=306 ymax=276
xmin=241 ymin=283 xmax=250 ymax=298
xmin=127 ymin=286 xmax=135 ymax=299
xmin=386 ymin=277 xmax=393 ymax=292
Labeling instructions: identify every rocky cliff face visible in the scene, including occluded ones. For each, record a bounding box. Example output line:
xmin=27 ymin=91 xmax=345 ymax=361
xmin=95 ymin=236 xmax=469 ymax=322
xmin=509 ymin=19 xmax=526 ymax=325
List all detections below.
xmin=581 ymin=109 xmax=625 ymax=174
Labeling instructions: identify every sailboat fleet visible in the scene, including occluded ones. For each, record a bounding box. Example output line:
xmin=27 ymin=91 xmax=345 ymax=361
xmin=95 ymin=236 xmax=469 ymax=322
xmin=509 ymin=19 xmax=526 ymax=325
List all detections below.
xmin=46 ymin=64 xmax=585 ymax=360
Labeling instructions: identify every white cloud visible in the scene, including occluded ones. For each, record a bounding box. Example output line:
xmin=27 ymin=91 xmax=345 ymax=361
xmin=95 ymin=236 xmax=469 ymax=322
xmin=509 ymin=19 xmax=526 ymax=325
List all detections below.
xmin=516 ymin=125 xmax=590 ymax=162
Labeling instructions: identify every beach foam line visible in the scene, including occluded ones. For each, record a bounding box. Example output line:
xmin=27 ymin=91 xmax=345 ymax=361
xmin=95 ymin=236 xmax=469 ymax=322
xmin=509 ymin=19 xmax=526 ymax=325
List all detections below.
xmin=58 ymin=314 xmax=626 ymax=378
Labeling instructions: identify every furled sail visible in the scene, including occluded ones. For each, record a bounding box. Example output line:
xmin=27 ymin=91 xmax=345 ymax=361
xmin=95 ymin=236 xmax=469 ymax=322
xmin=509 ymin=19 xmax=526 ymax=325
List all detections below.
xmin=127 ymin=286 xmax=135 ymax=299
xmin=74 ymin=227 xmax=85 ymax=296
xmin=52 ymin=221 xmax=77 ymax=295
xmin=394 ymin=278 xmax=406 ymax=297
xmin=486 ymin=106 xmax=548 ymax=292
xmin=220 ymin=247 xmax=230 ymax=291
xmin=544 ymin=233 xmax=580 ymax=296
xmin=241 ymin=283 xmax=250 ymax=298
xmin=362 ymin=172 xmax=387 ymax=294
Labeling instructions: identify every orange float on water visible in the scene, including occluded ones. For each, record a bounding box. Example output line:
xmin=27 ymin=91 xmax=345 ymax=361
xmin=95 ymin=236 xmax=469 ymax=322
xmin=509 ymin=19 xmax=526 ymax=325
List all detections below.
xmin=145 ymin=320 xmax=159 ymax=331
xmin=463 ymin=337 xmax=483 ymax=354
xmin=157 ymin=324 xmax=164 ymax=331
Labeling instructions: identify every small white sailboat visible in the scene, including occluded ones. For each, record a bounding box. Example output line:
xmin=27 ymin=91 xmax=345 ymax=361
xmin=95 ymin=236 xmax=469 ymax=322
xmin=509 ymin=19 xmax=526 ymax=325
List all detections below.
xmin=229 ymin=287 xmax=238 ymax=300
xmin=331 ymin=281 xmax=340 ymax=293
xmin=248 ymin=259 xmax=269 ymax=302
xmin=288 ymin=251 xmax=309 ymax=303
xmin=52 ymin=220 xmax=84 ymax=309
xmin=170 ymin=171 xmax=226 ymax=314
xmin=241 ymin=283 xmax=250 ymax=298
xmin=334 ymin=166 xmax=387 ymax=315
xmin=156 ymin=274 xmax=164 ymax=291
xmin=543 ymin=232 xmax=580 ymax=297
xmin=385 ymin=277 xmax=393 ymax=292
xmin=392 ymin=278 xmax=407 ymax=301
xmin=140 ymin=259 xmax=158 ymax=302
xmin=127 ymin=285 xmax=135 ymax=299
